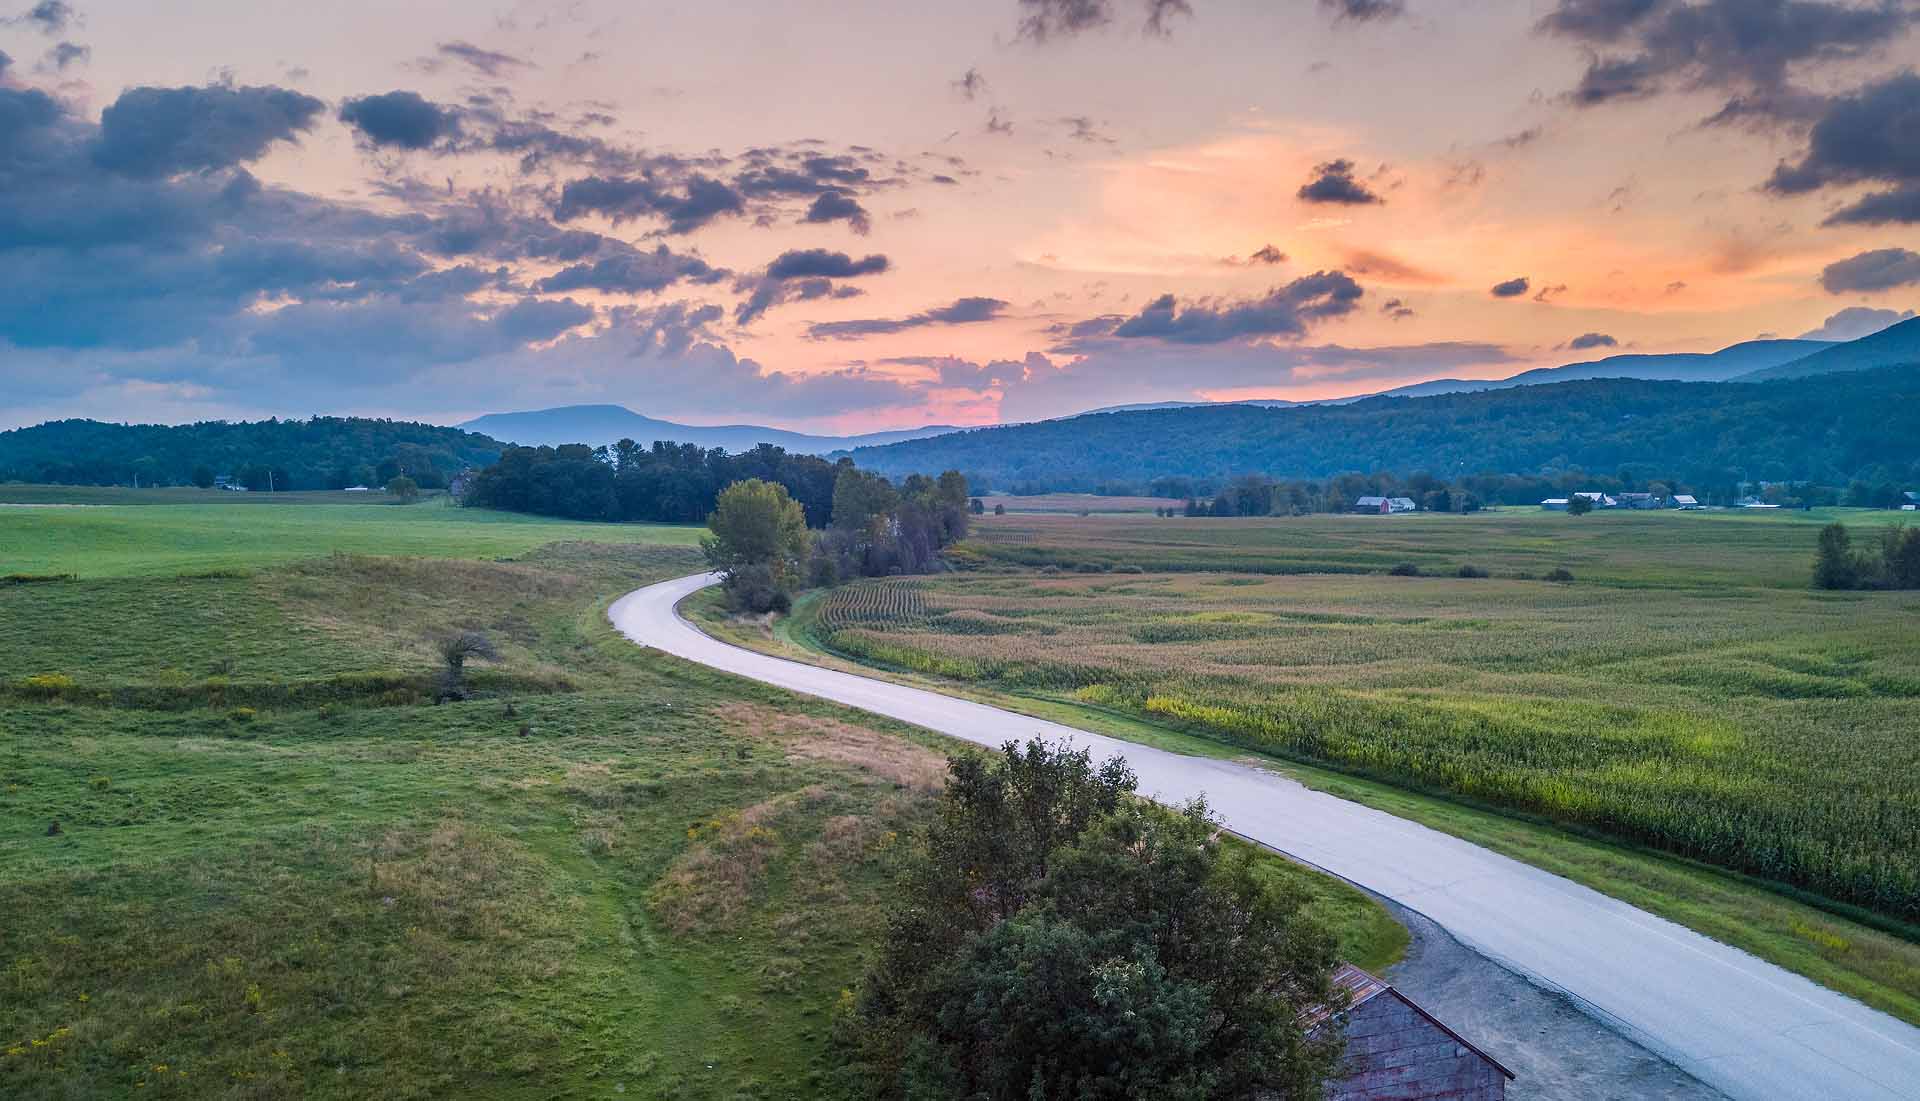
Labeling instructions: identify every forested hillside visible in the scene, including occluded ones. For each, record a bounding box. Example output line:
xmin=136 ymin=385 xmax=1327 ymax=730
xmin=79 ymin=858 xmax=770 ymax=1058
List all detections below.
xmin=0 ymin=417 xmax=505 ymax=490
xmin=852 ymin=367 xmax=1920 ymax=491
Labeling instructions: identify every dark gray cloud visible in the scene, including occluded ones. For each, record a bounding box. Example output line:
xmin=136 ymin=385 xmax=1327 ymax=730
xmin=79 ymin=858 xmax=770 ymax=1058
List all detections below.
xmin=1539 ymin=0 xmax=1914 ymax=123
xmin=1014 ymin=0 xmax=1190 ymax=41
xmin=952 ymin=67 xmax=987 ymax=101
xmin=493 ymin=296 xmax=593 ymax=343
xmin=1490 ymin=276 xmax=1531 ymax=298
xmin=41 ymin=40 xmax=86 ymax=70
xmin=1145 ymin=0 xmax=1194 ymax=36
xmin=1016 ymin=0 xmax=1114 ymax=41
xmin=1058 ymin=115 xmax=1116 ymax=144
xmin=1296 ymin=158 xmax=1383 ymax=205
xmin=985 ymin=108 xmax=1014 ymax=136
xmin=806 ymin=295 xmax=1009 ymax=340
xmin=1381 ymin=297 xmax=1414 ymax=320
xmin=1767 ymin=73 xmax=1920 ymax=224
xmin=4 ymin=0 xmax=74 ymax=34
xmin=1569 ymin=331 xmax=1617 ymax=349
xmin=1320 ymin=0 xmax=1407 ymax=22
xmin=1100 ymin=271 xmax=1365 ymax=344
xmin=339 ymin=90 xmax=462 ymax=150
xmin=0 ymin=48 xmax=10 ymax=74
xmin=437 ymin=41 xmax=532 ymax=77
xmin=766 ymin=249 xmax=890 ymax=280
xmin=536 ymin=244 xmax=728 ymax=294
xmin=1249 ymin=244 xmax=1287 ymax=265
xmin=802 ymin=188 xmax=871 ymax=234
xmin=92 ymin=84 xmax=324 ymax=177
xmin=554 ymin=173 xmax=746 ymax=234
xmin=1797 ymin=304 xmax=1916 ymax=341
xmin=735 ymin=250 xmax=891 ymax=325
xmin=1819 ymin=247 xmax=1920 ymax=293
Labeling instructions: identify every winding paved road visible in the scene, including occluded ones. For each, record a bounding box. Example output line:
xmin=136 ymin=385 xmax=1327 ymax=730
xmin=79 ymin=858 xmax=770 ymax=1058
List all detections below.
xmin=610 ymin=573 xmax=1920 ymax=1101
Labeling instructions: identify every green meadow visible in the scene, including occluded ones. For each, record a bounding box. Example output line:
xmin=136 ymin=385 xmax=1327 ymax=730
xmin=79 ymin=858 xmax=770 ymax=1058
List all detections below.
xmin=0 ymin=493 xmax=701 ymax=579
xmin=0 ymin=495 xmax=1397 ymax=1098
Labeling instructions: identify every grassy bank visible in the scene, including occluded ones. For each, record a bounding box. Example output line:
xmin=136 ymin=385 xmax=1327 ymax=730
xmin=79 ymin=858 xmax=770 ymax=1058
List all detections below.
xmin=1 ymin=494 xmax=1401 ymax=1098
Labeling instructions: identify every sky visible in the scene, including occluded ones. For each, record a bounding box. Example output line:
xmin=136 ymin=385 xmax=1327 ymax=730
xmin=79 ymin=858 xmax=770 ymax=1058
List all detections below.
xmin=4 ymin=0 xmax=1920 ymax=433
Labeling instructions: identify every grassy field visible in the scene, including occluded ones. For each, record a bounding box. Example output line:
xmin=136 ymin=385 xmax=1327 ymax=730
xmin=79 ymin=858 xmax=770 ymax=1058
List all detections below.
xmin=1 ymin=494 xmax=1400 ymax=1098
xmin=750 ymin=510 xmax=1920 ymax=1023
xmin=976 ymin=492 xmax=1169 ymax=514
xmin=957 ymin=507 xmax=1909 ymax=589
xmin=0 ymin=498 xmax=701 ymax=578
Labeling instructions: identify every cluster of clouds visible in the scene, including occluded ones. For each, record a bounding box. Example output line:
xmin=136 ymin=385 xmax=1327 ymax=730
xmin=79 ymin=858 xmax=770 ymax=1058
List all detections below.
xmin=5 ymin=0 xmax=1919 ymax=431
xmin=0 ymin=49 xmax=962 ymax=422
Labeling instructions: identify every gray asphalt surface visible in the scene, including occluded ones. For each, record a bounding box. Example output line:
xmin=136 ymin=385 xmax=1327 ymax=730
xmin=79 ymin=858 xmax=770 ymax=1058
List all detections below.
xmin=610 ymin=573 xmax=1920 ymax=1101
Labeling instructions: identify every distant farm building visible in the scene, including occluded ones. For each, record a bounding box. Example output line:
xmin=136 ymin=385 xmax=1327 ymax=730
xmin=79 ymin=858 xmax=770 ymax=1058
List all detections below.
xmin=1671 ymin=494 xmax=1701 ymax=510
xmin=1355 ymin=496 xmax=1418 ymax=514
xmin=1574 ymin=491 xmax=1616 ymax=508
xmin=1540 ymin=498 xmax=1569 ymax=511
xmin=1904 ymin=491 xmax=1920 ymax=510
xmin=1616 ymin=492 xmax=1661 ymax=509
xmin=1314 ymin=964 xmax=1514 ymax=1101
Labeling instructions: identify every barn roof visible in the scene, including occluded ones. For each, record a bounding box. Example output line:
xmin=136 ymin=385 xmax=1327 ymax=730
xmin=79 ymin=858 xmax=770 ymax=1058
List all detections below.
xmin=1308 ymin=964 xmax=1516 ymax=1082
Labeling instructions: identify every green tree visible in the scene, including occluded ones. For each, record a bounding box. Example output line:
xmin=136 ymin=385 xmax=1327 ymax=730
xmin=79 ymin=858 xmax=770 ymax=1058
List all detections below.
xmin=386 ymin=475 xmax=421 ymax=502
xmin=837 ymin=740 xmax=1343 ymax=1099
xmin=705 ymin=478 xmax=809 ymax=611
xmin=190 ymin=465 xmax=216 ymax=489
xmin=1813 ymin=522 xmax=1857 ymax=590
xmin=1566 ymin=493 xmax=1593 ymax=516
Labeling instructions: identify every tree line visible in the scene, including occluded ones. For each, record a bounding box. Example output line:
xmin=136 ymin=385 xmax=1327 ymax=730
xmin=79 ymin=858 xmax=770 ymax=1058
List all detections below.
xmin=0 ymin=416 xmax=498 ymax=490
xmin=1140 ymin=470 xmax=1910 ymax=514
xmin=462 ymin=439 xmax=848 ymax=525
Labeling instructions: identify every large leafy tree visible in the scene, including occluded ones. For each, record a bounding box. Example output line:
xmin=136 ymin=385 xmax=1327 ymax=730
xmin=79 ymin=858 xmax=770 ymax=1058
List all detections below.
xmin=704 ymin=478 xmax=809 ymax=611
xmin=839 ymin=740 xmax=1344 ymax=1100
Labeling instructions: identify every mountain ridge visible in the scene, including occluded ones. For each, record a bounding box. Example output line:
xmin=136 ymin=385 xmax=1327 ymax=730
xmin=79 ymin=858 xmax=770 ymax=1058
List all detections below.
xmin=1735 ymin=316 xmax=1920 ymax=381
xmin=457 ymin=404 xmax=959 ymax=455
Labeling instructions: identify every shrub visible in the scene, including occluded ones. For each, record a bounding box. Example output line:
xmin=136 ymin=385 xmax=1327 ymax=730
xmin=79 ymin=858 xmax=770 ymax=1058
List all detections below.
xmin=1456 ymin=564 xmax=1489 ymax=578
xmin=1388 ymin=562 xmax=1421 ymax=577
xmin=1545 ymin=567 xmax=1575 ymax=583
xmin=1813 ymin=523 xmax=1857 ymax=590
xmin=724 ymin=563 xmax=793 ymax=614
xmin=18 ymin=673 xmax=77 ymax=700
xmin=227 ymin=707 xmax=258 ymax=723
xmin=2 ymin=573 xmax=75 ymax=586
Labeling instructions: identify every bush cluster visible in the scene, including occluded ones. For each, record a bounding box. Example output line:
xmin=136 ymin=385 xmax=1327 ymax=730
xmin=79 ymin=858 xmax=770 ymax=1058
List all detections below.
xmin=1814 ymin=523 xmax=1920 ymax=590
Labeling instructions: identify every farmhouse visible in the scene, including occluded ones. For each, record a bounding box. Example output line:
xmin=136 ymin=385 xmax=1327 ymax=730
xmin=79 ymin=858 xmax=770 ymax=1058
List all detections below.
xmin=1540 ymin=498 xmax=1569 ymax=511
xmin=1314 ymin=964 xmax=1514 ymax=1100
xmin=1904 ymin=491 xmax=1920 ymax=510
xmin=1573 ymin=491 xmax=1616 ymax=508
xmin=1671 ymin=494 xmax=1701 ymax=509
xmin=1616 ymin=492 xmax=1661 ymax=509
xmin=1354 ymin=496 xmax=1418 ymax=514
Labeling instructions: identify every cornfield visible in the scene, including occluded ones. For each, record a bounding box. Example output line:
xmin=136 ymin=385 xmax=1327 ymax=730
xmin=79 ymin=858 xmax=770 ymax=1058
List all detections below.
xmin=811 ymin=567 xmax=1920 ymax=921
